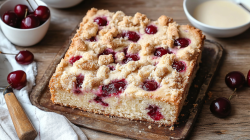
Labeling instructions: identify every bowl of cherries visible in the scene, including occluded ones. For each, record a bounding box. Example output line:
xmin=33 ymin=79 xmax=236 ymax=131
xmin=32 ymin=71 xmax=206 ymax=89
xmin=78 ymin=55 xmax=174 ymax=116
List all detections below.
xmin=0 ymin=0 xmax=51 ymax=47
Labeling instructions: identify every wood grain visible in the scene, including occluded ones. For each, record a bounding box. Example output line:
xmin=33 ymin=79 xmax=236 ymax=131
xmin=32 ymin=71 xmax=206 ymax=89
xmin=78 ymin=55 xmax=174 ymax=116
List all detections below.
xmin=1 ymin=0 xmax=250 ymax=139
xmin=4 ymin=88 xmax=37 ymax=140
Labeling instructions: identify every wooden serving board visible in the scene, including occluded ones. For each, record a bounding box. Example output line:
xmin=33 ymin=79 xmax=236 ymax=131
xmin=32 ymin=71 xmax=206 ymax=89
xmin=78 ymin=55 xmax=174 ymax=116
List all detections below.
xmin=30 ymin=31 xmax=223 ymax=139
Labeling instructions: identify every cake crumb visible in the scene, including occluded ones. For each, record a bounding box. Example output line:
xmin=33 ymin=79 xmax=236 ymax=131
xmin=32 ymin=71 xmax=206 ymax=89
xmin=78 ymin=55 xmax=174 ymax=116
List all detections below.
xmin=208 ymin=91 xmax=213 ymax=100
xmin=148 ymin=125 xmax=152 ymax=129
xmin=181 ymin=114 xmax=185 ymax=117
xmin=169 ymin=126 xmax=174 ymax=131
xmin=193 ymin=104 xmax=198 ymax=107
xmin=194 ymin=84 xmax=199 ymax=88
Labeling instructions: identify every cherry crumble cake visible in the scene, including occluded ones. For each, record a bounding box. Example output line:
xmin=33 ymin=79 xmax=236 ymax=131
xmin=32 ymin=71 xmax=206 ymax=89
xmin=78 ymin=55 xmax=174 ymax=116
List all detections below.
xmin=49 ymin=8 xmax=205 ymax=126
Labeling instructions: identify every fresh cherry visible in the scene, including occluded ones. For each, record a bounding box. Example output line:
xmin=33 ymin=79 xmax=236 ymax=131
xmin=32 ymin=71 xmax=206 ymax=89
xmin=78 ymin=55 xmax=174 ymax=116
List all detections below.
xmin=69 ymin=56 xmax=82 ymax=65
xmin=142 ymin=80 xmax=158 ymax=91
xmin=122 ymin=31 xmax=140 ymax=42
xmin=247 ymin=70 xmax=250 ymax=87
xmin=210 ymin=97 xmax=231 ymax=118
xmin=15 ymin=50 xmax=34 ymax=65
xmin=174 ymin=38 xmax=190 ymax=48
xmin=225 ymin=71 xmax=245 ymax=90
xmin=146 ymin=105 xmax=164 ymax=121
xmin=123 ymin=54 xmax=139 ymax=64
xmin=2 ymin=11 xmax=18 ymax=27
xmin=34 ymin=6 xmax=50 ymax=22
xmin=14 ymin=4 xmax=29 ymax=19
xmin=145 ymin=25 xmax=157 ymax=34
xmin=21 ymin=15 xmax=40 ymax=29
xmin=154 ymin=47 xmax=172 ymax=57
xmin=94 ymin=17 xmax=107 ymax=26
xmin=172 ymin=61 xmax=186 ymax=72
xmin=7 ymin=70 xmax=27 ymax=90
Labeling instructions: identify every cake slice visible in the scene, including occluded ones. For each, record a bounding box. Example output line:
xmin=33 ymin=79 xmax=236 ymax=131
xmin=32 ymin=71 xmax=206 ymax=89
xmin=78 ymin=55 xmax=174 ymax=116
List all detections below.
xmin=49 ymin=8 xmax=205 ymax=126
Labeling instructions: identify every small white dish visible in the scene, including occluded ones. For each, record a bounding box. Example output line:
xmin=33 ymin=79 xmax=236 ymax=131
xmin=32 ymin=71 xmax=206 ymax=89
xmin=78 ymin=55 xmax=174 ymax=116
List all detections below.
xmin=0 ymin=0 xmax=51 ymax=47
xmin=41 ymin=0 xmax=83 ymax=9
xmin=183 ymin=0 xmax=250 ymax=38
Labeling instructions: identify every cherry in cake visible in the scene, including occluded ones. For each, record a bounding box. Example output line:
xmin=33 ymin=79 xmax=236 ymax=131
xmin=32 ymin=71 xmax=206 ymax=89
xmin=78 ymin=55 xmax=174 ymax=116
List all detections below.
xmin=154 ymin=47 xmax=172 ymax=57
xmin=87 ymin=36 xmax=97 ymax=42
xmin=69 ymin=56 xmax=82 ymax=64
xmin=73 ymin=74 xmax=84 ymax=94
xmin=100 ymin=79 xmax=127 ymax=97
xmin=123 ymin=54 xmax=140 ymax=64
xmin=122 ymin=31 xmax=140 ymax=42
xmin=174 ymin=38 xmax=190 ymax=48
xmin=172 ymin=61 xmax=186 ymax=72
xmin=146 ymin=105 xmax=164 ymax=121
xmin=142 ymin=80 xmax=158 ymax=91
xmin=145 ymin=25 xmax=157 ymax=34
xmin=94 ymin=17 xmax=107 ymax=26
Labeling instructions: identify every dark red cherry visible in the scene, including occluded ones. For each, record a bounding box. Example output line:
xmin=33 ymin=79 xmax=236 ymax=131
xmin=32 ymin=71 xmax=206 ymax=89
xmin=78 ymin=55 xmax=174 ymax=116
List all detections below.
xmin=122 ymin=31 xmax=140 ymax=42
xmin=247 ymin=70 xmax=250 ymax=87
xmin=100 ymin=49 xmax=115 ymax=56
xmin=123 ymin=54 xmax=139 ymax=64
xmin=7 ymin=70 xmax=27 ymax=90
xmin=94 ymin=17 xmax=107 ymax=26
xmin=69 ymin=56 xmax=82 ymax=65
xmin=146 ymin=105 xmax=164 ymax=121
xmin=14 ymin=4 xmax=29 ymax=19
xmin=172 ymin=61 xmax=186 ymax=72
xmin=101 ymin=79 xmax=127 ymax=97
xmin=21 ymin=15 xmax=40 ymax=29
xmin=94 ymin=96 xmax=109 ymax=106
xmin=210 ymin=97 xmax=231 ymax=118
xmin=15 ymin=50 xmax=34 ymax=65
xmin=154 ymin=47 xmax=172 ymax=57
xmin=108 ymin=65 xmax=115 ymax=71
xmin=174 ymin=38 xmax=190 ymax=48
xmin=87 ymin=36 xmax=96 ymax=42
xmin=145 ymin=25 xmax=157 ymax=34
xmin=2 ymin=11 xmax=18 ymax=27
xmin=142 ymin=80 xmax=158 ymax=91
xmin=73 ymin=74 xmax=84 ymax=94
xmin=34 ymin=6 xmax=50 ymax=22
xmin=225 ymin=71 xmax=245 ymax=89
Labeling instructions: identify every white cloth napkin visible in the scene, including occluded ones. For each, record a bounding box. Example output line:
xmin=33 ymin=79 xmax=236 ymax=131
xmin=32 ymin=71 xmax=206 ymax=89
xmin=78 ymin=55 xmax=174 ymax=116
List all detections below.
xmin=0 ymin=31 xmax=88 ymax=140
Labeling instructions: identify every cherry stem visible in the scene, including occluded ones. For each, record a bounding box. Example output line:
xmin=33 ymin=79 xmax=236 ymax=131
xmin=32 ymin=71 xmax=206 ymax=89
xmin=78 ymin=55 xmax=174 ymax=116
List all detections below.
xmin=25 ymin=9 xmax=28 ymax=18
xmin=26 ymin=0 xmax=34 ymax=11
xmin=228 ymin=88 xmax=237 ymax=100
xmin=0 ymin=51 xmax=16 ymax=55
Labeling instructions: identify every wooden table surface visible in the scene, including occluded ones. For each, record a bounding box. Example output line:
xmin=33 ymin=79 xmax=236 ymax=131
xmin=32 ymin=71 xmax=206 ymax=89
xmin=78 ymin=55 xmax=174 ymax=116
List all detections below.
xmin=2 ymin=0 xmax=250 ymax=139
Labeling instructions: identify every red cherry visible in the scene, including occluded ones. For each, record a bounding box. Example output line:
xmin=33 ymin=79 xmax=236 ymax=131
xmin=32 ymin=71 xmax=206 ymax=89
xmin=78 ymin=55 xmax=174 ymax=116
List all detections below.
xmin=145 ymin=25 xmax=157 ymax=34
xmin=73 ymin=74 xmax=84 ymax=94
xmin=146 ymin=105 xmax=164 ymax=121
xmin=210 ymin=97 xmax=231 ymax=118
xmin=94 ymin=17 xmax=107 ymax=26
xmin=2 ymin=11 xmax=18 ymax=27
xmin=142 ymin=80 xmax=158 ymax=91
xmin=101 ymin=79 xmax=127 ymax=97
xmin=123 ymin=54 xmax=139 ymax=64
xmin=172 ymin=61 xmax=186 ymax=72
xmin=225 ymin=71 xmax=245 ymax=89
xmin=87 ymin=36 xmax=96 ymax=42
xmin=174 ymin=38 xmax=190 ymax=48
xmin=21 ymin=15 xmax=40 ymax=29
xmin=122 ymin=31 xmax=140 ymax=42
xmin=69 ymin=56 xmax=82 ymax=64
xmin=154 ymin=47 xmax=172 ymax=57
xmin=14 ymin=4 xmax=29 ymax=19
xmin=247 ymin=70 xmax=250 ymax=87
xmin=15 ymin=50 xmax=34 ymax=65
xmin=34 ymin=6 xmax=50 ymax=22
xmin=7 ymin=70 xmax=27 ymax=90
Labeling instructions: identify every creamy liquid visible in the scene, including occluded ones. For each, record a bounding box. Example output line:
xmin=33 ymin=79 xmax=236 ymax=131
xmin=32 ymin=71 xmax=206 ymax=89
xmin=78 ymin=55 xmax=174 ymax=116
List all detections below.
xmin=193 ymin=0 xmax=250 ymax=28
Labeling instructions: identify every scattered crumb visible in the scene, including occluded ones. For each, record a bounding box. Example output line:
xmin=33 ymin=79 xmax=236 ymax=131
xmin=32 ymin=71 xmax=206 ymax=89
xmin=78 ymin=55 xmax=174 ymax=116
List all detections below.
xmin=194 ymin=85 xmax=199 ymax=88
xmin=148 ymin=125 xmax=152 ymax=129
xmin=193 ymin=104 xmax=198 ymax=107
xmin=169 ymin=126 xmax=174 ymax=131
xmin=208 ymin=91 xmax=213 ymax=100
xmin=181 ymin=114 xmax=185 ymax=117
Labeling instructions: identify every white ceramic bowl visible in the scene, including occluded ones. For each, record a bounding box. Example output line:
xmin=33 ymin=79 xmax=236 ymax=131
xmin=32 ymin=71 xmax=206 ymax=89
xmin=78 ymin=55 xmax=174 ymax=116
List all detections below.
xmin=41 ymin=0 xmax=83 ymax=9
xmin=0 ymin=0 xmax=51 ymax=47
xmin=183 ymin=0 xmax=250 ymax=38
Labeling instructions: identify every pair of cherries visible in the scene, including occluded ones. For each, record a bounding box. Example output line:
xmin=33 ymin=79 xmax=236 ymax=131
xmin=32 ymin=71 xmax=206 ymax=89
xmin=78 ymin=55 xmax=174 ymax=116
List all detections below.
xmin=210 ymin=71 xmax=250 ymax=118
xmin=2 ymin=4 xmax=50 ymax=29
xmin=1 ymin=50 xmax=34 ymax=90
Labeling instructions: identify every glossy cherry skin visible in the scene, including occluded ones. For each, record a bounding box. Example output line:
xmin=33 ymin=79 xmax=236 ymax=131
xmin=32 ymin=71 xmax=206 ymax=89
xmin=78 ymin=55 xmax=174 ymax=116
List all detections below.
xmin=101 ymin=79 xmax=127 ymax=97
xmin=247 ymin=70 xmax=250 ymax=87
xmin=225 ymin=71 xmax=245 ymax=89
xmin=34 ymin=6 xmax=50 ymax=22
xmin=14 ymin=4 xmax=29 ymax=19
xmin=146 ymin=105 xmax=164 ymax=121
xmin=172 ymin=61 xmax=186 ymax=72
xmin=21 ymin=15 xmax=40 ymax=29
xmin=210 ymin=97 xmax=231 ymax=118
xmin=154 ymin=47 xmax=172 ymax=57
xmin=174 ymin=38 xmax=190 ymax=48
xmin=94 ymin=17 xmax=107 ymax=26
xmin=15 ymin=50 xmax=34 ymax=65
xmin=69 ymin=56 xmax=82 ymax=65
xmin=122 ymin=31 xmax=140 ymax=42
xmin=7 ymin=70 xmax=27 ymax=90
xmin=123 ymin=54 xmax=140 ymax=64
xmin=145 ymin=25 xmax=157 ymax=34
xmin=142 ymin=81 xmax=158 ymax=91
xmin=2 ymin=11 xmax=18 ymax=27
